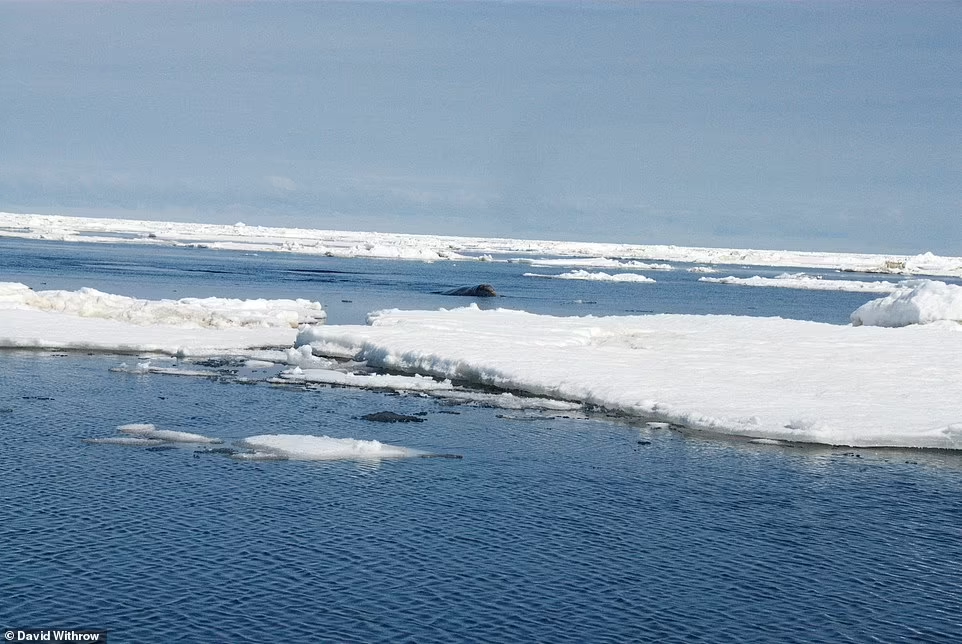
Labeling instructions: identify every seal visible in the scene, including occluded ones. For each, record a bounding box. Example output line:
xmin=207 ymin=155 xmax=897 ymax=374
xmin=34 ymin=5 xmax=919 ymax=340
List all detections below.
xmin=440 ymin=284 xmax=497 ymax=297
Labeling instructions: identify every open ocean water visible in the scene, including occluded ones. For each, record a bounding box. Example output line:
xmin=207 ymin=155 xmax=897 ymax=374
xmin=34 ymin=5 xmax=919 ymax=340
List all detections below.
xmin=2 ymin=238 xmax=961 ymax=643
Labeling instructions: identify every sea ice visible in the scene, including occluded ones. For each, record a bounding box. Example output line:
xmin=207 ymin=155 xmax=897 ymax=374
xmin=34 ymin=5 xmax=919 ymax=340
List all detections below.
xmin=296 ymin=304 xmax=962 ymax=449
xmin=3 ymin=212 xmax=961 ymax=277
xmin=117 ymin=423 xmax=222 ymax=444
xmin=238 ymin=434 xmax=422 ymax=460
xmin=0 ymin=282 xmax=325 ymax=328
xmin=276 ymin=367 xmax=454 ymax=391
xmin=851 ymin=280 xmax=962 ymax=327
xmin=523 ymin=270 xmax=656 ymax=283
xmin=516 ymin=257 xmax=673 ymax=270
xmin=0 ymin=284 xmax=313 ymax=355
xmin=700 ymin=273 xmax=902 ymax=292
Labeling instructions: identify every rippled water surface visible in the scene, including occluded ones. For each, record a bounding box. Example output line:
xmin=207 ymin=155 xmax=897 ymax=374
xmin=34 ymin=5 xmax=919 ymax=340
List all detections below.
xmin=2 ymin=240 xmax=962 ymax=642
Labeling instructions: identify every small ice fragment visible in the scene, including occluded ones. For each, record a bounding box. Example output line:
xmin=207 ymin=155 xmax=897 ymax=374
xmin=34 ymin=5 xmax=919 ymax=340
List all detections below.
xmin=117 ymin=423 xmax=222 ymax=443
xmin=82 ymin=437 xmax=166 ymax=446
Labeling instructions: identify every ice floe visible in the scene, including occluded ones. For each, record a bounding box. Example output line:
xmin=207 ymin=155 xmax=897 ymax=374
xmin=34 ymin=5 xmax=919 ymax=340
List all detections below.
xmin=851 ymin=280 xmax=962 ymax=327
xmin=237 ymin=434 xmax=422 ymax=460
xmin=515 ymin=257 xmax=673 ymax=270
xmin=82 ymin=436 xmax=167 ymax=446
xmin=699 ymin=273 xmax=902 ymax=292
xmin=83 ymin=425 xmax=431 ymax=461
xmin=117 ymin=423 xmax=223 ymax=443
xmin=0 ymin=282 xmax=324 ymax=328
xmin=524 ymin=270 xmax=656 ymax=283
xmin=0 ymin=283 xmax=320 ymax=355
xmin=297 ymin=304 xmax=962 ymax=449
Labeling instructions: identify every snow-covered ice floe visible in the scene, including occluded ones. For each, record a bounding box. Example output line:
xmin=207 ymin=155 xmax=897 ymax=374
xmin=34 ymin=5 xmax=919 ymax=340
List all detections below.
xmin=514 ymin=257 xmax=673 ymax=270
xmin=236 ymin=434 xmax=422 ymax=460
xmin=700 ymin=273 xmax=903 ymax=293
xmin=0 ymin=282 xmax=324 ymax=328
xmin=0 ymin=282 xmax=323 ymax=355
xmin=3 ymin=212 xmax=961 ymax=277
xmin=851 ymin=280 xmax=962 ymax=327
xmin=524 ymin=270 xmax=656 ymax=283
xmin=297 ymin=304 xmax=962 ymax=449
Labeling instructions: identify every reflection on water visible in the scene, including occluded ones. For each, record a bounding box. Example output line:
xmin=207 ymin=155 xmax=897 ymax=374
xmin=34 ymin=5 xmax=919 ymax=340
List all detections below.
xmin=1 ymin=352 xmax=960 ymax=643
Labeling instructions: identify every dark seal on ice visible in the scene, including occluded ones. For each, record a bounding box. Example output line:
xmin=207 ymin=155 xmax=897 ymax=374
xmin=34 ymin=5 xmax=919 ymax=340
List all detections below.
xmin=360 ymin=411 xmax=426 ymax=423
xmin=440 ymin=284 xmax=497 ymax=297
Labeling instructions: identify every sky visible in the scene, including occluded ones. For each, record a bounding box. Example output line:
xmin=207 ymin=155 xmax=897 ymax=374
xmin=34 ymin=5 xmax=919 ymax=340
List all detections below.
xmin=1 ymin=1 xmax=959 ymax=254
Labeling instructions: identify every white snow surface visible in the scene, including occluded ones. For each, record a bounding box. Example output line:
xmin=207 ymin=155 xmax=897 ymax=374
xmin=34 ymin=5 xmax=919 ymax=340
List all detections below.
xmin=297 ymin=305 xmax=962 ymax=449
xmin=700 ymin=273 xmax=903 ymax=292
xmin=524 ymin=270 xmax=656 ymax=283
xmin=851 ymin=280 xmax=962 ymax=327
xmin=0 ymin=283 xmax=319 ymax=355
xmin=3 ymin=212 xmax=961 ymax=277
xmin=238 ymin=434 xmax=422 ymax=460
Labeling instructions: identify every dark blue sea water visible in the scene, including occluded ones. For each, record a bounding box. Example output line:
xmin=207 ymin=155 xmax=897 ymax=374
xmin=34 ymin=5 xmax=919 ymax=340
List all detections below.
xmin=2 ymin=238 xmax=961 ymax=643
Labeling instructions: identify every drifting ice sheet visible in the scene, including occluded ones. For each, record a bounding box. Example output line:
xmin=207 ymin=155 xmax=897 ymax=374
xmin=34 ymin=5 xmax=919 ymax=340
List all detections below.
xmin=524 ymin=270 xmax=656 ymax=283
xmin=700 ymin=273 xmax=902 ymax=292
xmin=0 ymin=283 xmax=321 ymax=355
xmin=0 ymin=282 xmax=324 ymax=328
xmin=516 ymin=257 xmax=673 ymax=270
xmin=117 ymin=423 xmax=223 ymax=443
xmin=238 ymin=434 xmax=422 ymax=460
xmin=298 ymin=304 xmax=962 ymax=449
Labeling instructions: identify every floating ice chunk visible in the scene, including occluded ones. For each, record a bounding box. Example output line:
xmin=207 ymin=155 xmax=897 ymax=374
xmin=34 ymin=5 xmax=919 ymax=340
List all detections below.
xmin=687 ymin=266 xmax=718 ymax=273
xmin=524 ymin=270 xmax=656 ymax=283
xmin=117 ymin=423 xmax=222 ymax=443
xmin=117 ymin=423 xmax=157 ymax=433
xmin=277 ymin=368 xmax=454 ymax=391
xmin=850 ymin=280 xmax=962 ymax=327
xmin=283 ymin=344 xmax=336 ymax=368
xmin=700 ymin=274 xmax=902 ymax=292
xmin=229 ymin=451 xmax=288 ymax=461
xmin=519 ymin=257 xmax=672 ymax=270
xmin=82 ymin=436 xmax=166 ymax=446
xmin=238 ymin=434 xmax=421 ymax=460
xmin=1 ymin=284 xmax=312 ymax=355
xmin=244 ymin=359 xmax=276 ymax=369
xmin=110 ymin=362 xmax=220 ymax=378
xmin=0 ymin=282 xmax=325 ymax=329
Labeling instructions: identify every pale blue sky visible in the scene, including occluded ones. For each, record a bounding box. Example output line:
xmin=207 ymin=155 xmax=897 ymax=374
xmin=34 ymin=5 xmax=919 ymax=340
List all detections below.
xmin=2 ymin=1 xmax=959 ymax=253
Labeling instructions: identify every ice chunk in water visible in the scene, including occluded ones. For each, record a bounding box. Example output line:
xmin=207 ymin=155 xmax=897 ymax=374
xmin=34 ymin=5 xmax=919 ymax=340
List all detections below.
xmin=238 ymin=434 xmax=421 ymax=460
xmin=117 ymin=423 xmax=222 ymax=444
